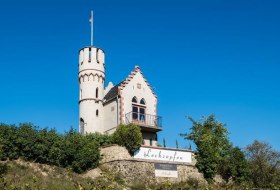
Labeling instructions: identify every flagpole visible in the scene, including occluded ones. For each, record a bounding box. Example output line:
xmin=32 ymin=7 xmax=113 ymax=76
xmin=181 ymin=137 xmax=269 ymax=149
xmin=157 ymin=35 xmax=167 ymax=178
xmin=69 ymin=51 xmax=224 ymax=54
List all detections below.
xmin=90 ymin=10 xmax=93 ymax=46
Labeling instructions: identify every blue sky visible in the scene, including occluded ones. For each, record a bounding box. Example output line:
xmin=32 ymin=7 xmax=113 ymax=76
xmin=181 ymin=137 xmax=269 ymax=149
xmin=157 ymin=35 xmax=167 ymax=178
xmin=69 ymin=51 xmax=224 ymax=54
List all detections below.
xmin=0 ymin=0 xmax=279 ymax=150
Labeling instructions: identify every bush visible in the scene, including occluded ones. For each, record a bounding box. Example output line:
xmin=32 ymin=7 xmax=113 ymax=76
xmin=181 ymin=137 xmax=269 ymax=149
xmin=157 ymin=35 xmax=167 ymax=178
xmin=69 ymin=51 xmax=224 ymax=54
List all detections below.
xmin=85 ymin=132 xmax=112 ymax=147
xmin=112 ymin=124 xmax=142 ymax=155
xmin=0 ymin=163 xmax=8 ymax=177
xmin=0 ymin=124 xmax=111 ymax=173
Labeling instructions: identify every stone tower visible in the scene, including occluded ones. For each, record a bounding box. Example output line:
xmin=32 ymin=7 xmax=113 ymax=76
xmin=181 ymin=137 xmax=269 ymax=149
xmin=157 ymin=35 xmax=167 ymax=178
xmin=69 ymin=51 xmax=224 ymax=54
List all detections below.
xmin=78 ymin=46 xmax=105 ymax=134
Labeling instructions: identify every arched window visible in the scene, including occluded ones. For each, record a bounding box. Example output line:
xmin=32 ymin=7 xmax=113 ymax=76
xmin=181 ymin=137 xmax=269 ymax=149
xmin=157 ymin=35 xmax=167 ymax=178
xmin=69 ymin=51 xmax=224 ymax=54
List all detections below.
xmin=80 ymin=118 xmax=85 ymax=135
xmin=132 ymin=96 xmax=137 ymax=103
xmin=96 ymin=109 xmax=99 ymax=117
xmin=96 ymin=88 xmax=99 ymax=99
xmin=132 ymin=97 xmax=146 ymax=122
xmin=132 ymin=96 xmax=138 ymax=120
xmin=140 ymin=98 xmax=146 ymax=105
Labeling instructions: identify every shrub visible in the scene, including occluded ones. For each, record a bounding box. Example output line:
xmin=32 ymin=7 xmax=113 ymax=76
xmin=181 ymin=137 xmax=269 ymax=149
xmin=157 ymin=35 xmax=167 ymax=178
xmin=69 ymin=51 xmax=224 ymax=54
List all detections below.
xmin=49 ymin=128 xmax=101 ymax=173
xmin=85 ymin=132 xmax=113 ymax=147
xmin=112 ymin=124 xmax=142 ymax=155
xmin=0 ymin=163 xmax=8 ymax=177
xmin=0 ymin=124 xmax=104 ymax=173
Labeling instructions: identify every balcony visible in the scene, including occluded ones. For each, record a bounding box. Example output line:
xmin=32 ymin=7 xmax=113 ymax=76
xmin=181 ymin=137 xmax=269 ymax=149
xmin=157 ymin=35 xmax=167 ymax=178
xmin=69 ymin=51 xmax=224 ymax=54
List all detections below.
xmin=125 ymin=112 xmax=162 ymax=132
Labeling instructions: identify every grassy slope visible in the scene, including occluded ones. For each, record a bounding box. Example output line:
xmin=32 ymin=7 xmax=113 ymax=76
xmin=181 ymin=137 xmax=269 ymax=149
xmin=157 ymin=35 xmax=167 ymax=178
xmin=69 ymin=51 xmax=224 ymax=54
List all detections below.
xmin=0 ymin=160 xmax=96 ymax=190
xmin=0 ymin=160 xmax=251 ymax=190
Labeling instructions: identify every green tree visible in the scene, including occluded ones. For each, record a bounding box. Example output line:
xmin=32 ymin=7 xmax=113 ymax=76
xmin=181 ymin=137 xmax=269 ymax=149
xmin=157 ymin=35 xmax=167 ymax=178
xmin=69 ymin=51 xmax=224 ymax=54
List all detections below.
xmin=54 ymin=128 xmax=101 ymax=173
xmin=245 ymin=140 xmax=280 ymax=188
xmin=218 ymin=146 xmax=250 ymax=183
xmin=181 ymin=115 xmax=230 ymax=181
xmin=0 ymin=123 xmax=20 ymax=160
xmin=112 ymin=124 xmax=142 ymax=155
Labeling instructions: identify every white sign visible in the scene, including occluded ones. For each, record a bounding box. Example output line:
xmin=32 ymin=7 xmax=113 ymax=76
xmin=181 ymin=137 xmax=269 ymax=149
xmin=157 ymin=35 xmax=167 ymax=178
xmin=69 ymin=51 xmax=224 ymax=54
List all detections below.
xmin=154 ymin=163 xmax=178 ymax=178
xmin=134 ymin=147 xmax=192 ymax=163
xmin=155 ymin=170 xmax=178 ymax=178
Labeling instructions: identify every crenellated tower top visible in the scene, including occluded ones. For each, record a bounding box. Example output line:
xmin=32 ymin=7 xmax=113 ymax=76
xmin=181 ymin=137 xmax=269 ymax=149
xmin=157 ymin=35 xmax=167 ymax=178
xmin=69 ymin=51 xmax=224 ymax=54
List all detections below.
xmin=78 ymin=10 xmax=106 ymax=134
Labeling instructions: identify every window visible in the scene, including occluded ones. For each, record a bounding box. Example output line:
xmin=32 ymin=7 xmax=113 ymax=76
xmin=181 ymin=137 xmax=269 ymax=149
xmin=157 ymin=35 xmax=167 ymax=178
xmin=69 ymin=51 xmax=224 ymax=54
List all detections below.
xmin=89 ymin=48 xmax=92 ymax=62
xmin=139 ymin=107 xmax=145 ymax=121
xmin=140 ymin=98 xmax=145 ymax=105
xmin=80 ymin=118 xmax=85 ymax=135
xmin=132 ymin=96 xmax=137 ymax=103
xmin=96 ymin=109 xmax=99 ymax=117
xmin=96 ymin=88 xmax=98 ymax=99
xmin=150 ymin=139 xmax=153 ymax=146
xmin=132 ymin=106 xmax=138 ymax=120
xmin=132 ymin=97 xmax=146 ymax=122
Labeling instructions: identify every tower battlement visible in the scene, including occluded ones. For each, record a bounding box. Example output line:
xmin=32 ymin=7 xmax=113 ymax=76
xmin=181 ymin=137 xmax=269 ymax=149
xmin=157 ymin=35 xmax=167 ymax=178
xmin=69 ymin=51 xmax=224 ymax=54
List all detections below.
xmin=79 ymin=47 xmax=105 ymax=73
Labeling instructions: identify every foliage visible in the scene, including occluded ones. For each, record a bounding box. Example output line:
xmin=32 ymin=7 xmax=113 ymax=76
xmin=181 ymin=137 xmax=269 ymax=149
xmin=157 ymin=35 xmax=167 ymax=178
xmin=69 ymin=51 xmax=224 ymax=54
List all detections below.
xmin=131 ymin=177 xmax=206 ymax=190
xmin=0 ymin=163 xmax=8 ymax=177
xmin=85 ymin=132 xmax=112 ymax=147
xmin=93 ymin=167 xmax=125 ymax=190
xmin=0 ymin=123 xmax=113 ymax=173
xmin=112 ymin=124 xmax=142 ymax=155
xmin=245 ymin=140 xmax=280 ymax=188
xmin=217 ymin=146 xmax=250 ymax=183
xmin=50 ymin=128 xmax=101 ymax=173
xmin=181 ymin=115 xmax=231 ymax=181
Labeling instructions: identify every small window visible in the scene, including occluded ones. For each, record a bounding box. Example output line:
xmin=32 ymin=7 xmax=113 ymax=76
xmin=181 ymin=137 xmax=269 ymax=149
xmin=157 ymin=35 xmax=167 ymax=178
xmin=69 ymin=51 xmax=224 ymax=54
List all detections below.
xmin=96 ymin=88 xmax=99 ymax=99
xmin=140 ymin=98 xmax=146 ymax=105
xmin=132 ymin=96 xmax=137 ymax=103
xmin=132 ymin=106 xmax=138 ymax=120
xmin=80 ymin=118 xmax=85 ymax=135
xmin=89 ymin=48 xmax=92 ymax=62
xmin=150 ymin=139 xmax=153 ymax=146
xmin=96 ymin=109 xmax=99 ymax=117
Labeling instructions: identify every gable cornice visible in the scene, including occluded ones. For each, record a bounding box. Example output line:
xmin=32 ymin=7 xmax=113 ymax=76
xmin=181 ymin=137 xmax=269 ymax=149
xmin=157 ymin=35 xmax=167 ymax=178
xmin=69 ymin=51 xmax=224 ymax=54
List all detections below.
xmin=118 ymin=66 xmax=157 ymax=99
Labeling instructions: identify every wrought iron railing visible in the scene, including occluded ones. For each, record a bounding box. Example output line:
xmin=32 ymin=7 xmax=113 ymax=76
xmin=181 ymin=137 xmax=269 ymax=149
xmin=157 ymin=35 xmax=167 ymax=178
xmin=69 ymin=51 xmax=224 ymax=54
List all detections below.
xmin=125 ymin=112 xmax=162 ymax=129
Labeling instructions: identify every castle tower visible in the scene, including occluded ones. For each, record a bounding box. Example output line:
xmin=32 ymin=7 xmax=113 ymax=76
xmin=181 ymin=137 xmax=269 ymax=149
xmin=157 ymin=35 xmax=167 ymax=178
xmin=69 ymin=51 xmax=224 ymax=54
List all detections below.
xmin=78 ymin=11 xmax=105 ymax=134
xmin=79 ymin=47 xmax=105 ymax=134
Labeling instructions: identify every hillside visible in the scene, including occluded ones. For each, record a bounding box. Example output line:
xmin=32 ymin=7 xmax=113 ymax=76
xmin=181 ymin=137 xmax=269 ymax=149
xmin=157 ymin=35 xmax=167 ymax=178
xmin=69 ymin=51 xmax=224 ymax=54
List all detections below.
xmin=0 ymin=160 xmax=256 ymax=190
xmin=0 ymin=160 xmax=128 ymax=190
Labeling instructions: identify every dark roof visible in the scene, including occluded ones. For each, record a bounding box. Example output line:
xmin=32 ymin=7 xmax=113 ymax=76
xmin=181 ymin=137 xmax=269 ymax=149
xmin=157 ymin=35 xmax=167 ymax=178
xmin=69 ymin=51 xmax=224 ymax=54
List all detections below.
xmin=103 ymin=82 xmax=122 ymax=103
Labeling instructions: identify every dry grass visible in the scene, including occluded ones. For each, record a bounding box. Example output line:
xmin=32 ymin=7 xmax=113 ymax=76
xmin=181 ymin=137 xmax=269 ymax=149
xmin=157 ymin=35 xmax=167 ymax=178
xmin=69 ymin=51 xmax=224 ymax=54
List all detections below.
xmin=0 ymin=160 xmax=94 ymax=190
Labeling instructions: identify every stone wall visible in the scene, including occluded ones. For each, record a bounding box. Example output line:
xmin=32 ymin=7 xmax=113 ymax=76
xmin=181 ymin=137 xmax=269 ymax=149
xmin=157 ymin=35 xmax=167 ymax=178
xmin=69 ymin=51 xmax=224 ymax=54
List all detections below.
xmin=99 ymin=145 xmax=204 ymax=184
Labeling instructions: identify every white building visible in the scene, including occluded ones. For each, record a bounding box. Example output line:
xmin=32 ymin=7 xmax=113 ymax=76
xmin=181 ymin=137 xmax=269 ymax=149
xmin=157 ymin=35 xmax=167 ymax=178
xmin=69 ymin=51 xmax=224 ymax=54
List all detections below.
xmin=78 ymin=14 xmax=162 ymax=146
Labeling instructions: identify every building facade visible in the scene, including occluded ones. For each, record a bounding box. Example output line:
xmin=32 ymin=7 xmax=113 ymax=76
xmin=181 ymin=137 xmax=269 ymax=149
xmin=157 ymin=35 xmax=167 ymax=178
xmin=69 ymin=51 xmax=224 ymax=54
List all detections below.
xmin=78 ymin=18 xmax=162 ymax=146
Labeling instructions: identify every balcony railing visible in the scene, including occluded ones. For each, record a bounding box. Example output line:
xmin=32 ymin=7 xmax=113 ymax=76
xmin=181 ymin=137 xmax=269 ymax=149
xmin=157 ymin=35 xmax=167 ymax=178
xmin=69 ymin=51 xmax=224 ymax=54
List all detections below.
xmin=125 ymin=112 xmax=162 ymax=130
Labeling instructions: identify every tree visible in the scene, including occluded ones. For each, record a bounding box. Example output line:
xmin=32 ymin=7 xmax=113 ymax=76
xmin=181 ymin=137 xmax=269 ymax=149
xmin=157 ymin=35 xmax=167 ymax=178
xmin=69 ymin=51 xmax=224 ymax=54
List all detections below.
xmin=112 ymin=124 xmax=142 ymax=155
xmin=217 ymin=146 xmax=250 ymax=183
xmin=163 ymin=138 xmax=166 ymax=148
xmin=181 ymin=115 xmax=231 ymax=181
xmin=245 ymin=140 xmax=280 ymax=188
